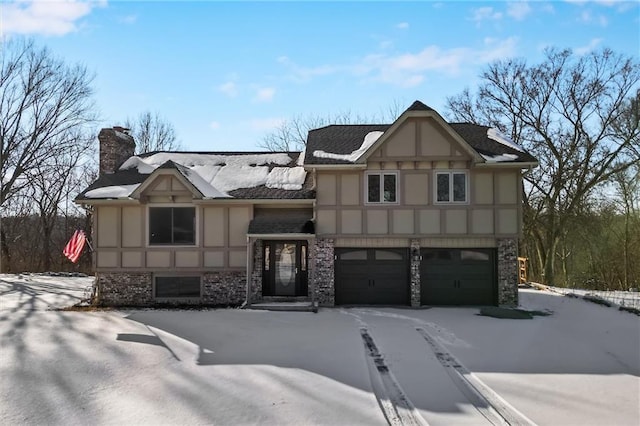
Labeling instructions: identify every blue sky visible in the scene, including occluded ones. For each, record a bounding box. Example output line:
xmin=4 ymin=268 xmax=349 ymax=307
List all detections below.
xmin=2 ymin=1 xmax=639 ymax=152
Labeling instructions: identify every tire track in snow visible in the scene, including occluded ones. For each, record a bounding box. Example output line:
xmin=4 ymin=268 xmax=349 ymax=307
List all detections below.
xmin=360 ymin=328 xmax=429 ymax=426
xmin=347 ymin=309 xmax=535 ymax=426
xmin=340 ymin=309 xmax=429 ymax=426
xmin=416 ymin=327 xmax=536 ymax=426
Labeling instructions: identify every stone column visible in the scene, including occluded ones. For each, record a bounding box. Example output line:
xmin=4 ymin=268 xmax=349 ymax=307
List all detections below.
xmin=497 ymin=238 xmax=518 ymax=307
xmin=410 ymin=239 xmax=421 ymax=307
xmin=250 ymin=239 xmax=263 ymax=303
xmin=312 ymin=238 xmax=335 ymax=306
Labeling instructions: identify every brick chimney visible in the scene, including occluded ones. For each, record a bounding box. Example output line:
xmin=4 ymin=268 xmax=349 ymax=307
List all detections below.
xmin=98 ymin=127 xmax=136 ymax=175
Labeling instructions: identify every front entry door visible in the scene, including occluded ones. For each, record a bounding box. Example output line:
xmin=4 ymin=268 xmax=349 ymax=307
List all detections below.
xmin=263 ymin=241 xmax=308 ymax=297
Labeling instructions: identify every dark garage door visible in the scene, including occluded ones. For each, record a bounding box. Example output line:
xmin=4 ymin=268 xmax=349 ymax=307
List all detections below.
xmin=335 ymin=248 xmax=409 ymax=305
xmin=420 ymin=248 xmax=496 ymax=306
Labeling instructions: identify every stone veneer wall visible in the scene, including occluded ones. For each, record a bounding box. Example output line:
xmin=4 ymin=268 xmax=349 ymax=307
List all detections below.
xmin=410 ymin=239 xmax=421 ymax=307
xmin=97 ymin=270 xmax=248 ymax=306
xmin=97 ymin=272 xmax=153 ymax=306
xmin=250 ymin=240 xmax=263 ymax=303
xmin=312 ymin=238 xmax=335 ymax=306
xmin=202 ymin=271 xmax=246 ymax=305
xmin=497 ymin=238 xmax=519 ymax=307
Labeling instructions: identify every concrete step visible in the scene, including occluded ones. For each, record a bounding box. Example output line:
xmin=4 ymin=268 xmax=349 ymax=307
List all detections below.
xmin=247 ymin=301 xmax=317 ymax=313
xmin=261 ymin=296 xmax=311 ymax=303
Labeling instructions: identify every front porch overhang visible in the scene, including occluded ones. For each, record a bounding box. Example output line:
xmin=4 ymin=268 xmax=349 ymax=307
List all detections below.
xmin=247 ymin=233 xmax=316 ymax=240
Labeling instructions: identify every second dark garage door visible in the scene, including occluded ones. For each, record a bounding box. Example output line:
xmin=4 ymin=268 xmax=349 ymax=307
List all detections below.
xmin=420 ymin=248 xmax=497 ymax=306
xmin=335 ymin=248 xmax=409 ymax=305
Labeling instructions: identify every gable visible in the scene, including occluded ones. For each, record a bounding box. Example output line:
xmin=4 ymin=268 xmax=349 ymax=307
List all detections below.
xmin=146 ymin=175 xmax=191 ymax=195
xmin=134 ymin=170 xmax=203 ymax=202
xmin=367 ymin=117 xmax=475 ymax=162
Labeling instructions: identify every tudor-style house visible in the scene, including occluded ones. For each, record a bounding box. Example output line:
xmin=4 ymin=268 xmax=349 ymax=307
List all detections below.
xmin=76 ymin=101 xmax=537 ymax=308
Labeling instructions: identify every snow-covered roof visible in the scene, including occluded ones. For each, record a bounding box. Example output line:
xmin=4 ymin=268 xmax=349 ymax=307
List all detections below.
xmin=80 ymin=152 xmax=309 ymax=200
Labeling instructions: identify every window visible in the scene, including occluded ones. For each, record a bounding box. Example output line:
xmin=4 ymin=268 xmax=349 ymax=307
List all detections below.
xmin=155 ymin=276 xmax=201 ymax=299
xmin=366 ymin=172 xmax=398 ymax=203
xmin=149 ymin=207 xmax=195 ymax=245
xmin=338 ymin=250 xmax=368 ymax=260
xmin=435 ymin=172 xmax=468 ymax=203
xmin=375 ymin=250 xmax=404 ymax=261
xmin=461 ymin=250 xmax=490 ymax=261
xmin=264 ymin=246 xmax=270 ymax=271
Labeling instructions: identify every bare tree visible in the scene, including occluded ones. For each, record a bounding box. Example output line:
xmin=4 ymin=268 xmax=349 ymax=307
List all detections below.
xmin=27 ymin=131 xmax=92 ymax=270
xmin=612 ymin=165 xmax=640 ymax=289
xmin=0 ymin=38 xmax=97 ymax=207
xmin=259 ymin=100 xmax=407 ymax=152
xmin=125 ymin=111 xmax=180 ymax=153
xmin=0 ymin=194 xmax=32 ymax=272
xmin=446 ymin=48 xmax=640 ymax=285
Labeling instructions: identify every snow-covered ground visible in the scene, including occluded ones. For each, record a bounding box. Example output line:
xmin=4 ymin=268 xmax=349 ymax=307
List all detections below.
xmin=541 ymin=285 xmax=640 ymax=309
xmin=1 ymin=274 xmax=638 ymax=426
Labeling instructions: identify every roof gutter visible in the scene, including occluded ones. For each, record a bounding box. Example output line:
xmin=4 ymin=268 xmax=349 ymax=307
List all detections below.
xmin=474 ymin=161 xmax=539 ymax=169
xmin=74 ymin=198 xmax=140 ymax=205
xmin=304 ymin=164 xmax=367 ymax=170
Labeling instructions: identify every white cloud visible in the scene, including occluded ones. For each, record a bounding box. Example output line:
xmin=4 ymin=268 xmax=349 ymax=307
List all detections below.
xmin=218 ymin=81 xmax=238 ymax=98
xmin=470 ymin=6 xmax=503 ymax=22
xmin=2 ymin=0 xmax=103 ymax=36
xmin=402 ymin=75 xmax=424 ymax=88
xmin=253 ymin=87 xmax=276 ymax=102
xmin=396 ymin=22 xmax=409 ymax=29
xmin=357 ymin=37 xmax=519 ymax=86
xmin=210 ymin=121 xmax=221 ymax=130
xmin=574 ymin=38 xmax=603 ymax=55
xmin=277 ymin=56 xmax=339 ymax=82
xmin=248 ymin=118 xmax=284 ymax=131
xmin=476 ymin=37 xmax=519 ymax=62
xmin=379 ymin=40 xmax=393 ymax=49
xmin=563 ymin=0 xmax=631 ymax=7
xmin=541 ymin=3 xmax=555 ymax=14
xmin=578 ymin=10 xmax=608 ymax=26
xmin=507 ymin=2 xmax=532 ymax=20
xmin=280 ymin=38 xmax=518 ymax=88
xmin=119 ymin=14 xmax=137 ymax=25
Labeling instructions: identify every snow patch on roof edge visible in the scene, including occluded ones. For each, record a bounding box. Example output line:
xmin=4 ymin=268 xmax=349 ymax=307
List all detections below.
xmin=487 ymin=128 xmax=525 ymax=153
xmin=84 ymin=184 xmax=140 ymax=199
xmin=313 ymin=131 xmax=384 ymax=163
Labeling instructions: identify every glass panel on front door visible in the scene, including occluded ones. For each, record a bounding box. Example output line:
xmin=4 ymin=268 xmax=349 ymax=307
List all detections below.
xmin=275 ymin=243 xmax=296 ymax=296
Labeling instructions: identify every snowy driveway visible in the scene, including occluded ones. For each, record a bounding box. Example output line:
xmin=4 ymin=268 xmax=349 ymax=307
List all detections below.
xmin=1 ymin=274 xmax=639 ymax=426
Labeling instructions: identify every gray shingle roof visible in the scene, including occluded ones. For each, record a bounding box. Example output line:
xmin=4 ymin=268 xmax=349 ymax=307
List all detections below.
xmin=304 ymin=124 xmax=390 ymax=165
xmin=449 ymin=123 xmax=538 ymax=163
xmin=405 ymin=100 xmax=435 ymax=112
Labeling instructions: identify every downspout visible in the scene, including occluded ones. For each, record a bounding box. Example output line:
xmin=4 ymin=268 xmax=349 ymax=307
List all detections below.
xmin=244 ymin=236 xmax=252 ymax=308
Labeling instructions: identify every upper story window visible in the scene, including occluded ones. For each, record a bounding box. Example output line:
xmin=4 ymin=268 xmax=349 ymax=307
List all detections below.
xmin=366 ymin=172 xmax=398 ymax=203
xmin=149 ymin=207 xmax=196 ymax=245
xmin=435 ymin=171 xmax=468 ymax=203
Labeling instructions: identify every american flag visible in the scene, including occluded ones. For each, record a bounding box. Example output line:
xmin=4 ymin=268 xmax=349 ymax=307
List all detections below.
xmin=63 ymin=230 xmax=87 ymax=263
